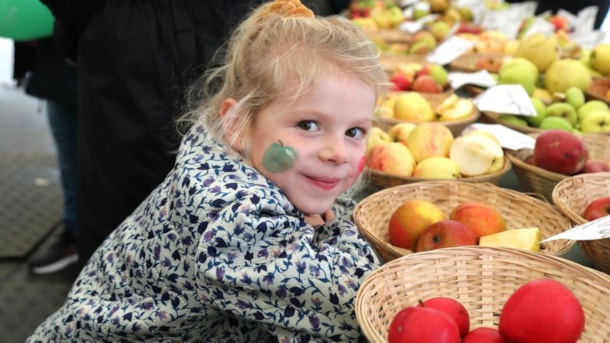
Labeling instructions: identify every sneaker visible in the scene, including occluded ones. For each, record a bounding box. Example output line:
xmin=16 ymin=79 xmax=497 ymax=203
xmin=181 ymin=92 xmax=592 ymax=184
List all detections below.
xmin=29 ymin=232 xmax=78 ymax=274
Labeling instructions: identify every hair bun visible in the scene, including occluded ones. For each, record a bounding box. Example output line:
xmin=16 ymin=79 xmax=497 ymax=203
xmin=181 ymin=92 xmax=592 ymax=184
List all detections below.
xmin=266 ymin=0 xmax=314 ymax=18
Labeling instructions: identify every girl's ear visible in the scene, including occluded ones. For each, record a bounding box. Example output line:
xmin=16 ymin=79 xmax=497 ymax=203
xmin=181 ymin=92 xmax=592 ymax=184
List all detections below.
xmin=220 ymin=98 xmax=244 ymax=152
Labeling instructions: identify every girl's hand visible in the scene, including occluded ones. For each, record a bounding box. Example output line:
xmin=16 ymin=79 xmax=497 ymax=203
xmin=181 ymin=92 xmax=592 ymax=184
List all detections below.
xmin=305 ymin=209 xmax=335 ymax=227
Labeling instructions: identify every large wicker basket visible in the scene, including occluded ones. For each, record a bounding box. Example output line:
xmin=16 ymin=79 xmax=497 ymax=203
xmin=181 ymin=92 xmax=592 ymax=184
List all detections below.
xmin=506 ymin=133 xmax=610 ymax=202
xmin=353 ymin=181 xmax=574 ymax=262
xmin=363 ymin=155 xmax=511 ymax=188
xmin=552 ymin=172 xmax=610 ymax=274
xmin=355 ymin=246 xmax=610 ymax=343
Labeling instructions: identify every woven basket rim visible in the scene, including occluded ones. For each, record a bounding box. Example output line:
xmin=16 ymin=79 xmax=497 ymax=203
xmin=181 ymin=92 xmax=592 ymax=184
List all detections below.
xmin=552 ymin=171 xmax=610 ymax=225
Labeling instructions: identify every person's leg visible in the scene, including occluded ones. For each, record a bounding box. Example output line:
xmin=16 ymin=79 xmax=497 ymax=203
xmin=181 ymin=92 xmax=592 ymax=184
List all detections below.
xmin=29 ymin=100 xmax=79 ymax=274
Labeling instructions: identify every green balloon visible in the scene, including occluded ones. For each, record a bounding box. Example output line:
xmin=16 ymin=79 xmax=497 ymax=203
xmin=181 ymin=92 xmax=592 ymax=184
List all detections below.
xmin=0 ymin=0 xmax=54 ymax=41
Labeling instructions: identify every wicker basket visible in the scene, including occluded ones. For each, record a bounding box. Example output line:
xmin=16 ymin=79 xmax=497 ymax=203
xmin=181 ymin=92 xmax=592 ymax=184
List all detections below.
xmin=355 ymin=246 xmax=610 ymax=343
xmin=353 ymin=181 xmax=574 ymax=262
xmin=375 ymin=92 xmax=480 ymax=137
xmin=552 ymin=172 xmax=610 ymax=274
xmin=363 ymin=156 xmax=511 ymax=188
xmin=506 ymin=133 xmax=610 ymax=202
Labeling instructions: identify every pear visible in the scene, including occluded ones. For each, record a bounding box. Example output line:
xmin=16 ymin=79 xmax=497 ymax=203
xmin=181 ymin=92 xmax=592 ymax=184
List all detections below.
xmin=515 ymin=33 xmax=559 ymax=73
xmin=478 ymin=227 xmax=541 ymax=251
xmin=544 ymin=59 xmax=592 ymax=94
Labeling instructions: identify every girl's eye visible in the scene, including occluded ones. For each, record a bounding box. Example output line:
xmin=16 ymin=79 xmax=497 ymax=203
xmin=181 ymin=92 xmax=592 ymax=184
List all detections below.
xmin=346 ymin=127 xmax=365 ymax=139
xmin=297 ymin=120 xmax=319 ymax=131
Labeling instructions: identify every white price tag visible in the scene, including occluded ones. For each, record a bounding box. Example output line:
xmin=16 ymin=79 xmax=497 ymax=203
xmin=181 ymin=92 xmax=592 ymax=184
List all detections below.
xmin=573 ymin=6 xmax=598 ymax=35
xmin=465 ymin=123 xmax=535 ymax=150
xmin=570 ymin=31 xmax=607 ymax=50
xmin=448 ymin=70 xmax=497 ymax=89
xmin=474 ymin=84 xmax=537 ymax=116
xmin=399 ymin=20 xmax=424 ymax=34
xmin=480 ymin=2 xmax=537 ymax=39
xmin=426 ymin=36 xmax=474 ymax=65
xmin=540 ymin=215 xmax=610 ymax=243
xmin=521 ymin=17 xmax=555 ymax=36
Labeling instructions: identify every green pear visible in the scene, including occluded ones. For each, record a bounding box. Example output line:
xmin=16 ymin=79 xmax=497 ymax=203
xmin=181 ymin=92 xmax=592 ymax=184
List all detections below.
xmin=564 ymin=87 xmax=585 ymax=110
xmin=525 ymin=97 xmax=547 ymax=127
xmin=539 ymin=116 xmax=573 ymax=131
xmin=515 ymin=33 xmax=559 ymax=73
xmin=499 ymin=58 xmax=539 ymax=95
xmin=544 ymin=59 xmax=592 ymax=94
xmin=589 ymin=43 xmax=610 ymax=75
xmin=577 ymin=100 xmax=610 ymax=121
xmin=499 ymin=114 xmax=528 ymax=127
xmin=546 ymin=102 xmax=578 ymax=126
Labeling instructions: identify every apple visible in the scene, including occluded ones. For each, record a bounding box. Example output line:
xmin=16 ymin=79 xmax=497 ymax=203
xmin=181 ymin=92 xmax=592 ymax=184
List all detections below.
xmin=390 ymin=74 xmax=411 ymax=91
xmin=393 ymin=92 xmax=436 ymax=122
xmin=427 ymin=64 xmax=449 ymax=88
xmin=589 ymin=42 xmax=610 ymax=75
xmin=427 ymin=20 xmax=451 ymax=42
xmin=406 ymin=123 xmax=454 ymax=163
xmin=577 ymin=100 xmax=609 ymax=121
xmin=514 ymin=33 xmax=558 ymax=73
xmin=579 ymin=110 xmax=610 ymax=134
xmin=478 ymin=227 xmax=541 ymax=252
xmin=498 ymin=114 xmax=528 ymax=127
xmin=533 ymin=129 xmax=589 ymax=175
xmin=544 ymin=58 xmax=592 ymax=94
xmin=525 ymin=97 xmax=547 ymax=127
xmin=499 ymin=279 xmax=585 ymax=343
xmin=565 ymin=87 xmax=585 ymax=110
xmin=367 ymin=142 xmax=416 ymax=177
xmin=419 ymin=297 xmax=470 ymax=339
xmin=365 ymin=127 xmax=391 ymax=155
xmin=462 ymin=327 xmax=506 ymax=343
xmin=388 ymin=122 xmax=416 ymax=146
xmin=449 ymin=134 xmax=504 ymax=176
xmin=413 ymin=157 xmax=461 ymax=179
xmin=388 ymin=199 xmax=446 ymax=251
xmin=545 ymin=102 xmax=578 ymax=127
xmin=388 ymin=305 xmax=461 ymax=343
xmin=583 ymin=196 xmax=610 ymax=221
xmin=498 ymin=57 xmax=539 ymax=96
xmin=416 ymin=220 xmax=477 ymax=252
xmin=474 ymin=55 xmax=504 ymax=73
xmin=581 ymin=159 xmax=610 ymax=173
xmin=449 ymin=202 xmax=506 ymax=239
xmin=435 ymin=95 xmax=475 ymax=121
xmin=538 ymin=116 xmax=573 ymax=132
xmin=412 ymin=74 xmax=443 ymax=93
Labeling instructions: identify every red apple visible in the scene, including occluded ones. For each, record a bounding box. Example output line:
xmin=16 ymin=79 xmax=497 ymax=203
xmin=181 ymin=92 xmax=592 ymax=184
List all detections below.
xmin=462 ymin=327 xmax=506 ymax=343
xmin=411 ymin=74 xmax=443 ymax=93
xmin=388 ymin=305 xmax=461 ymax=343
xmin=583 ymin=196 xmax=610 ymax=221
xmin=474 ymin=56 xmax=504 ymax=73
xmin=581 ymin=159 xmax=610 ymax=174
xmin=415 ymin=220 xmax=477 ymax=252
xmin=449 ymin=202 xmax=506 ymax=239
xmin=390 ymin=73 xmax=411 ymax=91
xmin=420 ymin=297 xmax=471 ymax=339
xmin=499 ymin=279 xmax=585 ymax=343
xmin=533 ymin=130 xmax=589 ymax=175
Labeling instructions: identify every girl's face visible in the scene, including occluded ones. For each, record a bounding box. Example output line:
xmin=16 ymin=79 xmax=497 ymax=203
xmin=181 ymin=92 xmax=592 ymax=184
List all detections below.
xmin=247 ymin=72 xmax=376 ymax=215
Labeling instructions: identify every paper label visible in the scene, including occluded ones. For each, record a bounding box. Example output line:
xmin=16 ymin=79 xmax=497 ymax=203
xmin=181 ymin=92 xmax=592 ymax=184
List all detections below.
xmin=521 ymin=17 xmax=555 ymax=36
xmin=573 ymin=6 xmax=598 ymax=35
xmin=465 ymin=123 xmax=535 ymax=150
xmin=540 ymin=216 xmax=610 ymax=243
xmin=474 ymin=84 xmax=537 ymax=116
xmin=479 ymin=2 xmax=537 ymax=39
xmin=426 ymin=36 xmax=475 ymax=65
xmin=570 ymin=31 xmax=606 ymax=50
xmin=448 ymin=70 xmax=497 ymax=89
xmin=399 ymin=20 xmax=424 ymax=34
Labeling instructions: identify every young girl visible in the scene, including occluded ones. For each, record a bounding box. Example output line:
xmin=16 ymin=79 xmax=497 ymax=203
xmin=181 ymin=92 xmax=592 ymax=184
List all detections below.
xmin=27 ymin=0 xmax=387 ymax=341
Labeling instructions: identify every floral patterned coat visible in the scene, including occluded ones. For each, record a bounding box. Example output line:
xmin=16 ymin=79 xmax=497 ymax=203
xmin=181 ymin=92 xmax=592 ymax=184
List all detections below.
xmin=28 ymin=123 xmax=381 ymax=342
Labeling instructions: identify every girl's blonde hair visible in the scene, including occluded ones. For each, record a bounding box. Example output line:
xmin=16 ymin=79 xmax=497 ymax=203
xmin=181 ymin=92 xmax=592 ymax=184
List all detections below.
xmin=181 ymin=0 xmax=388 ymax=152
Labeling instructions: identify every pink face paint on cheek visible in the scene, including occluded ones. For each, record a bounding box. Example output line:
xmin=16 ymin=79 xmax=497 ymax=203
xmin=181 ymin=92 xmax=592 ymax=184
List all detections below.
xmin=261 ymin=140 xmax=299 ymax=173
xmin=357 ymin=156 xmax=366 ymax=175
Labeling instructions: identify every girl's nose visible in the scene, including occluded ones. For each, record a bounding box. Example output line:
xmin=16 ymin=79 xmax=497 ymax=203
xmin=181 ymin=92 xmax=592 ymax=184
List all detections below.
xmin=319 ymin=135 xmax=349 ymax=165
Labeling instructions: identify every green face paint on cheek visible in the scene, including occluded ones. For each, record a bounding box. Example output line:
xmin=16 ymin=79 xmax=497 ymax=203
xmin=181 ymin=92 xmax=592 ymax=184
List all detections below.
xmin=262 ymin=140 xmax=299 ymax=173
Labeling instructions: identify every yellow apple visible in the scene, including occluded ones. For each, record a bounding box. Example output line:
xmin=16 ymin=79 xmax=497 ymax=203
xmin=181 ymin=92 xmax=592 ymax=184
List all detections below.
xmin=406 ymin=122 xmax=454 ymax=163
xmin=393 ymin=92 xmax=435 ymax=122
xmin=388 ymin=199 xmax=447 ymax=251
xmin=365 ymin=127 xmax=391 ymax=155
xmin=515 ymin=33 xmax=559 ymax=73
xmin=388 ymin=122 xmax=416 ymax=145
xmin=435 ymin=95 xmax=475 ymax=121
xmin=412 ymin=156 xmax=461 ymax=179
xmin=479 ymin=227 xmax=541 ymax=252
xmin=367 ymin=142 xmax=416 ymax=177
xmin=544 ymin=58 xmax=592 ymax=94
xmin=589 ymin=43 xmax=610 ymax=75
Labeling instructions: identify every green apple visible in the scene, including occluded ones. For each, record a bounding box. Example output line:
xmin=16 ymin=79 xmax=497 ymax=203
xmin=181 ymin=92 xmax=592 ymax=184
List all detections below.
xmin=498 ymin=57 xmax=539 ymax=95
xmin=544 ymin=58 xmax=592 ymax=94
xmin=577 ymin=100 xmax=610 ymax=121
xmin=539 ymin=116 xmax=573 ymax=131
xmin=564 ymin=87 xmax=586 ymax=110
xmin=580 ymin=110 xmax=610 ymax=133
xmin=412 ymin=156 xmax=461 ymax=179
xmin=546 ymin=102 xmax=578 ymax=126
xmin=427 ymin=20 xmax=451 ymax=42
xmin=525 ymin=97 xmax=547 ymax=127
xmin=590 ymin=43 xmax=610 ymax=75
xmin=428 ymin=64 xmax=449 ymax=88
xmin=499 ymin=114 xmax=528 ymax=127
xmin=262 ymin=140 xmax=298 ymax=173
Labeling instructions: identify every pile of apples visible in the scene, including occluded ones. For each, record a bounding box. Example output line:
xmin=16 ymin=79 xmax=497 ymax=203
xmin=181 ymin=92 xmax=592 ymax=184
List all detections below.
xmin=388 ymin=279 xmax=586 ymax=343
xmin=388 ymin=198 xmax=540 ymax=253
xmin=375 ymin=92 xmax=475 ymax=123
xmin=366 ymin=123 xmax=504 ymax=179
xmin=527 ymin=129 xmax=610 ymax=176
xmin=387 ymin=62 xmax=449 ymax=93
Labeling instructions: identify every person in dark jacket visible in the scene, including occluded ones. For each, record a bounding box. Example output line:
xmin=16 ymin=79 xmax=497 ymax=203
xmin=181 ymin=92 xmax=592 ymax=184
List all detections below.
xmin=40 ymin=0 xmax=350 ymax=266
xmin=14 ymin=38 xmax=79 ymax=274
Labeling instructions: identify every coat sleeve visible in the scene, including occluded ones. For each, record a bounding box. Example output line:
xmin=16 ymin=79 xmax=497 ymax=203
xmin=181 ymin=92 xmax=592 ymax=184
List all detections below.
xmin=194 ymin=189 xmax=381 ymax=342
